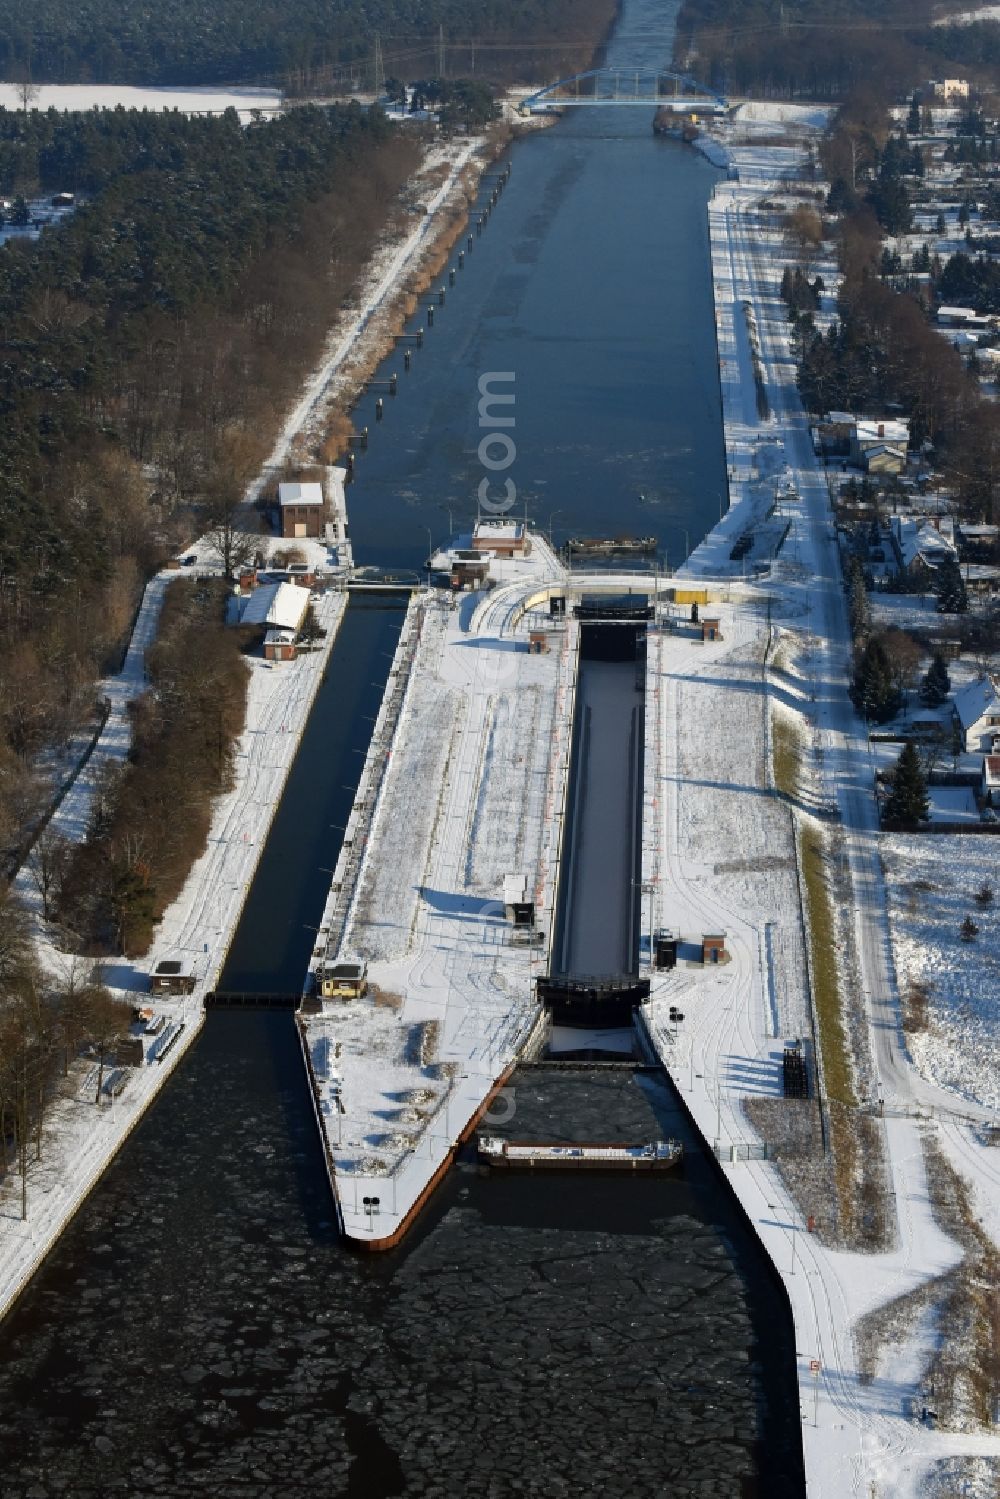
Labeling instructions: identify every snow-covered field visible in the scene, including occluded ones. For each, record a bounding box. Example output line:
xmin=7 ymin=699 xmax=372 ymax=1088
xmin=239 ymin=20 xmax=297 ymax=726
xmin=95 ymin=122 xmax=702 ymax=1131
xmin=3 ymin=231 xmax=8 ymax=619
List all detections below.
xmin=884 ymin=834 xmax=1000 ymax=1110
xmin=869 ymin=590 xmax=942 ymax=632
xmin=933 ymin=3 xmax=1000 ymax=22
xmin=2 ymin=83 xmax=282 ymax=117
xmin=734 ymin=100 xmax=833 ymax=133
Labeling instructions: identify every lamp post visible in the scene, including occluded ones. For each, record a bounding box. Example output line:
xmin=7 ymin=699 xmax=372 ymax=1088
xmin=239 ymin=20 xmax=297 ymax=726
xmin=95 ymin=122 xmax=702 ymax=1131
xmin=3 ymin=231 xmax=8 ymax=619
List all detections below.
xmin=424 ymin=527 xmax=434 ymax=572
xmin=547 ymin=508 xmax=563 ymax=546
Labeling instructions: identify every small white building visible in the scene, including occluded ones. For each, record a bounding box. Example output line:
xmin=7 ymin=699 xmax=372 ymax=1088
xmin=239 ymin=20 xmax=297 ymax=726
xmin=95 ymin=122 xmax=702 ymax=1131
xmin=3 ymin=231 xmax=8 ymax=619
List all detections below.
xmin=953 ymin=675 xmax=1000 ymax=753
xmin=319 ymin=959 xmax=368 ymax=1000
xmin=503 ymin=873 xmax=535 ymax=926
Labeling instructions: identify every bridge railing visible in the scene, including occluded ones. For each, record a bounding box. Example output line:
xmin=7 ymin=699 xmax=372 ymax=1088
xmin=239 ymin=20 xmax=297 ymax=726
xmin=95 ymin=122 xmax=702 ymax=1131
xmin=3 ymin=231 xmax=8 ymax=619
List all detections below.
xmin=522 ymin=67 xmax=727 ymax=113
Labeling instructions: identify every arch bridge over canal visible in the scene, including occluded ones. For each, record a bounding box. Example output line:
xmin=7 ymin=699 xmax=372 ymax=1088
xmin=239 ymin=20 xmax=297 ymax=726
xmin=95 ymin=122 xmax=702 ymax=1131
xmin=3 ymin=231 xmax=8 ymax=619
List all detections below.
xmin=520 ymin=68 xmax=728 ymax=115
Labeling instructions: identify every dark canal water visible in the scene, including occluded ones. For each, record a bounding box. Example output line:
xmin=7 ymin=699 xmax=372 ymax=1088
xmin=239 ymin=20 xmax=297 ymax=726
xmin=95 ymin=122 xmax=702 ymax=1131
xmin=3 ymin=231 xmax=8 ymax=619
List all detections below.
xmin=346 ymin=10 xmax=727 ymax=570
xmin=0 ymin=1034 xmax=803 ymax=1498
xmin=221 ymin=595 xmax=404 ymax=992
xmin=552 ymin=626 xmax=646 ymax=980
xmin=0 ymin=0 xmax=806 ymax=1493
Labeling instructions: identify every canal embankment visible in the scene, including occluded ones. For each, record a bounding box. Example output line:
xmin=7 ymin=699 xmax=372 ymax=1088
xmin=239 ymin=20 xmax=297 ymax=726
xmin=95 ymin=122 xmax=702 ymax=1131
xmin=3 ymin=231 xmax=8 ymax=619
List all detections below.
xmin=641 ymin=103 xmax=1000 ymax=1496
xmin=0 ymin=582 xmax=350 ymax=1322
xmin=0 ymin=111 xmax=530 ymax=1316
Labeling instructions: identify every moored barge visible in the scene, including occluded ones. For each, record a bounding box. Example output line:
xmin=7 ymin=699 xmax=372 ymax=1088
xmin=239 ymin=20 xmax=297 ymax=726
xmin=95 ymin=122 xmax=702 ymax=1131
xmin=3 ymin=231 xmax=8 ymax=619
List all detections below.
xmin=478 ymin=1136 xmax=682 ymax=1171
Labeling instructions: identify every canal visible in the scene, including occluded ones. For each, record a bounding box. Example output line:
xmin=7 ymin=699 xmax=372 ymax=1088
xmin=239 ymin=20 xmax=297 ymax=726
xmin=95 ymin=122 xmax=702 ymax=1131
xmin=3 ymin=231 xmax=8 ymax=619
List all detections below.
xmin=552 ymin=620 xmax=646 ymax=982
xmin=0 ymin=0 xmax=806 ymax=1494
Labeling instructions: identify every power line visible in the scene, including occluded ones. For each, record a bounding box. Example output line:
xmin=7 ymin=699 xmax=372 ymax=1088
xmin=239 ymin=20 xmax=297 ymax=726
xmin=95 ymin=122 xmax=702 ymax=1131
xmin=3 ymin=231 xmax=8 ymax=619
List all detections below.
xmin=373 ymin=32 xmax=385 ymax=96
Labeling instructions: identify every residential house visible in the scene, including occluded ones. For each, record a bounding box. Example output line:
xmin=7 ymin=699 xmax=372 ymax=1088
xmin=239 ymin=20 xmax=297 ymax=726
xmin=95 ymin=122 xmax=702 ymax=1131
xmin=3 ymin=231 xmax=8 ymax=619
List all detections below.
xmin=953 ymin=674 xmax=1000 ymax=752
xmin=851 ymin=418 xmax=910 ymax=469
xmin=936 ymin=306 xmax=992 ymax=331
xmin=957 ymin=522 xmax=999 ymax=549
xmin=888 ymin=515 xmax=956 ymax=579
xmin=814 ymin=411 xmax=856 ymax=459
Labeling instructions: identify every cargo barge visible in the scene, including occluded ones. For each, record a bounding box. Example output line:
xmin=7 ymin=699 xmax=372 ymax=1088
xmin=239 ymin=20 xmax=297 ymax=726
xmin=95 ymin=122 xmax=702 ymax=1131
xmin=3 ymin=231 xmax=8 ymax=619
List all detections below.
xmin=564 ymin=535 xmax=657 ymax=558
xmin=477 ymin=1136 xmax=682 ymax=1171
xmin=652 ymin=107 xmax=701 ymax=143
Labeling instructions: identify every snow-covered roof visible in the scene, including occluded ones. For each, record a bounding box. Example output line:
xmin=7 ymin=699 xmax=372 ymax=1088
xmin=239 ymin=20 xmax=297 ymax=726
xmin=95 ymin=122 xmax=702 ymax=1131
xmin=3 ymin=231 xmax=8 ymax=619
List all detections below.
xmin=891 ymin=517 xmax=956 ymax=570
xmin=503 ymin=873 xmax=529 ymax=904
xmin=240 ymin=581 xmax=310 ymax=632
xmin=856 ymin=418 xmax=910 ymax=446
xmin=953 ymin=674 xmax=1000 ymax=730
xmin=278 ymin=481 xmax=324 ymax=508
xmin=474 ymin=519 xmax=524 ymax=542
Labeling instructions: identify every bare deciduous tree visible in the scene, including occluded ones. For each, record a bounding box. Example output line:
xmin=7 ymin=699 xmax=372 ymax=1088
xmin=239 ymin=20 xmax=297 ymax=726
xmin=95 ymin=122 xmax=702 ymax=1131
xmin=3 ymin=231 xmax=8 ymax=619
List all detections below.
xmin=28 ymin=825 xmax=71 ymax=922
xmin=204 ymin=487 xmax=259 ymax=578
xmin=15 ymin=71 xmax=38 ymax=113
xmin=82 ymin=982 xmax=132 ymax=1105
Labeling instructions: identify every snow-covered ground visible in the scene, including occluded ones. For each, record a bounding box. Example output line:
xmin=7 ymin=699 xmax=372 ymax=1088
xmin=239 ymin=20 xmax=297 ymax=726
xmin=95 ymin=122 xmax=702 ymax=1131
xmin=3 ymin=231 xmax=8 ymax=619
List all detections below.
xmin=933 ymin=3 xmax=1000 ymax=22
xmin=884 ymin=834 xmax=1000 ymax=1110
xmin=3 ymin=83 xmax=282 ymax=118
xmin=656 ymin=101 xmax=1000 ymax=1499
